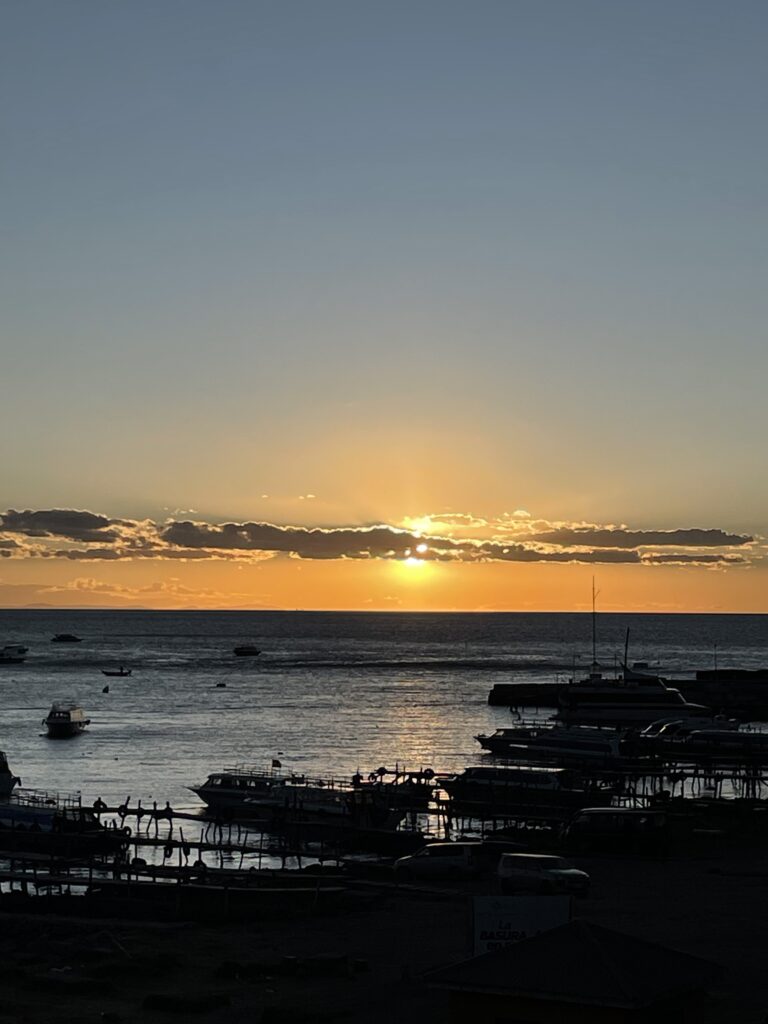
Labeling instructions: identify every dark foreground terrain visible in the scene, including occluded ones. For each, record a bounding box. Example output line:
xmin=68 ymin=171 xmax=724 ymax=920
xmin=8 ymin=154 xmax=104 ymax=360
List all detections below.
xmin=2 ymin=847 xmax=768 ymax=1023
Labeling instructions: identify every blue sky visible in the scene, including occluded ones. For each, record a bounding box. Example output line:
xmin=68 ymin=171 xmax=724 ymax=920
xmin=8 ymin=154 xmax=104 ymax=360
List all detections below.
xmin=1 ymin=1 xmax=767 ymax=608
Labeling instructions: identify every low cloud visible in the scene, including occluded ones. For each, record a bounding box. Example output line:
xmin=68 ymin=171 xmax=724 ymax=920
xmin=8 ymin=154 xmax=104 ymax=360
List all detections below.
xmin=528 ymin=527 xmax=753 ymax=548
xmin=161 ymin=520 xmax=429 ymax=560
xmin=641 ymin=552 xmax=747 ymax=565
xmin=0 ymin=507 xmax=758 ymax=569
xmin=1 ymin=508 xmax=124 ymax=543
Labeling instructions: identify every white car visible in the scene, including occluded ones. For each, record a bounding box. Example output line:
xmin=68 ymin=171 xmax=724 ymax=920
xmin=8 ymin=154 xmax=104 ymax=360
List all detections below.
xmin=497 ymin=853 xmax=590 ymax=895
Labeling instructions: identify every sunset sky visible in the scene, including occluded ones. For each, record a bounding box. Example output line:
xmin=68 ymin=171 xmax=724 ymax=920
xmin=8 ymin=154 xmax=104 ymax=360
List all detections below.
xmin=2 ymin=0 xmax=767 ymax=611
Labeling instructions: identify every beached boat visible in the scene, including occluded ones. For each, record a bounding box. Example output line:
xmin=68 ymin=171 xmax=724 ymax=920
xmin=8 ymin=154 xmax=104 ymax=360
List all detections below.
xmin=233 ymin=645 xmax=261 ymax=656
xmin=42 ymin=703 xmax=90 ymax=738
xmin=101 ymin=667 xmax=132 ymax=677
xmin=441 ymin=764 xmax=613 ymax=815
xmin=51 ymin=633 xmax=82 ymax=643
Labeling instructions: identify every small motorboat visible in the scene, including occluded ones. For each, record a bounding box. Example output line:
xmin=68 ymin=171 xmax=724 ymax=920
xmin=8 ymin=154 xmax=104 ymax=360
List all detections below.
xmin=51 ymin=634 xmax=82 ymax=643
xmin=43 ymin=703 xmax=90 ymax=738
xmin=233 ymin=645 xmax=261 ymax=657
xmin=101 ymin=667 xmax=132 ymax=677
xmin=0 ymin=645 xmax=27 ymax=665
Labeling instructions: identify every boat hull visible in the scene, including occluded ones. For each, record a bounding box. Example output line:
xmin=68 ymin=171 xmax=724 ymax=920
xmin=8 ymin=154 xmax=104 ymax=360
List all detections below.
xmin=557 ymin=703 xmax=711 ymax=726
xmin=45 ymin=721 xmax=89 ymax=738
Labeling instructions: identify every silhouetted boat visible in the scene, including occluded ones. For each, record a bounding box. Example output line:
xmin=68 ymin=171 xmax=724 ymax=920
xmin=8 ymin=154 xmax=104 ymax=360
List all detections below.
xmin=0 ymin=646 xmax=26 ymax=665
xmin=441 ymin=764 xmax=613 ymax=814
xmin=102 ymin=667 xmax=132 ymax=677
xmin=233 ymin=645 xmax=261 ymax=657
xmin=476 ymin=723 xmax=627 ymax=765
xmin=190 ymin=765 xmax=404 ymax=830
xmin=43 ymin=703 xmax=90 ymax=738
xmin=0 ymin=789 xmax=129 ymax=856
xmin=556 ymin=671 xmax=711 ymax=725
xmin=0 ymin=752 xmax=21 ymax=798
xmin=51 ymin=633 xmax=82 ymax=643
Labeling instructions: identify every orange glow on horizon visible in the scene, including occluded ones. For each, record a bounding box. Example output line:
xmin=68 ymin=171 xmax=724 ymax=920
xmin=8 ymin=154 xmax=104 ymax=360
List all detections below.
xmin=0 ymin=552 xmax=766 ymax=612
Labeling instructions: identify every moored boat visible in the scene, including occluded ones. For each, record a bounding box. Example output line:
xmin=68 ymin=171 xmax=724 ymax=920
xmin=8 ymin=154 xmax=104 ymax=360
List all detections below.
xmin=43 ymin=703 xmax=90 ymax=738
xmin=441 ymin=764 xmax=614 ymax=815
xmin=0 ymin=752 xmax=21 ymax=798
xmin=556 ymin=671 xmax=711 ymax=726
xmin=190 ymin=765 xmax=406 ymax=831
xmin=636 ymin=722 xmax=768 ymax=763
xmin=0 ymin=789 xmax=129 ymax=856
xmin=476 ymin=723 xmax=628 ymax=766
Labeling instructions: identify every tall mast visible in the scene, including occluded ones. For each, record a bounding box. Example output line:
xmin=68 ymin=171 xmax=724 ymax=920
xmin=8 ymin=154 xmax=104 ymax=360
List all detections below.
xmin=591 ymin=577 xmax=600 ymax=668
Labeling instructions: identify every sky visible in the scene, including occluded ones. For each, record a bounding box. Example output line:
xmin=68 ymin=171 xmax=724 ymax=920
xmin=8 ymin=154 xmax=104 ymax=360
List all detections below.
xmin=1 ymin=0 xmax=767 ymax=611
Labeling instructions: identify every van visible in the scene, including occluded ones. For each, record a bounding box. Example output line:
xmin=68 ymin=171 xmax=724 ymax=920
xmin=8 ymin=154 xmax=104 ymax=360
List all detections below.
xmin=393 ymin=842 xmax=491 ymax=880
xmin=563 ymin=807 xmax=669 ymax=855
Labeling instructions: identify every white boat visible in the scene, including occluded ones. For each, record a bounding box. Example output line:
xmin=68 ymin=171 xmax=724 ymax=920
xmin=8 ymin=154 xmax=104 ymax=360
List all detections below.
xmin=43 ymin=703 xmax=90 ymax=738
xmin=476 ymin=723 xmax=626 ymax=765
xmin=190 ymin=765 xmax=404 ymax=830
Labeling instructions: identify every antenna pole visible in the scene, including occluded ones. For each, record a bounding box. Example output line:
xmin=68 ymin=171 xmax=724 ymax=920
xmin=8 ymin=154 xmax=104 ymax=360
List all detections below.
xmin=591 ymin=577 xmax=599 ymax=668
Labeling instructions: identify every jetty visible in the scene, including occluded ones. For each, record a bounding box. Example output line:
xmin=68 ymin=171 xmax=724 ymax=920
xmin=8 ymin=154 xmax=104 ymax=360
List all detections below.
xmin=489 ymin=668 xmax=768 ymax=717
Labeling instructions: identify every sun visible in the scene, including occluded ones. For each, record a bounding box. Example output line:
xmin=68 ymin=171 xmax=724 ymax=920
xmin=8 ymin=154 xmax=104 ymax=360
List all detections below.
xmin=395 ymin=543 xmax=431 ymax=577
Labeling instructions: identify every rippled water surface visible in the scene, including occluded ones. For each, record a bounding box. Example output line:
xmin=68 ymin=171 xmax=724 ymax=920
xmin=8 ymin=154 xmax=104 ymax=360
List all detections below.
xmin=1 ymin=610 xmax=767 ymax=809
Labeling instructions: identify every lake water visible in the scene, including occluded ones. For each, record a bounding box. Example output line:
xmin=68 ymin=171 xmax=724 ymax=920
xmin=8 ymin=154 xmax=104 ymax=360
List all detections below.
xmin=1 ymin=609 xmax=767 ymax=810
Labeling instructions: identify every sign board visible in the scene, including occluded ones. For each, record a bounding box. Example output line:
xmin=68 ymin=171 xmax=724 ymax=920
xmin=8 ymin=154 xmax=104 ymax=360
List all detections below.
xmin=472 ymin=895 xmax=571 ymax=955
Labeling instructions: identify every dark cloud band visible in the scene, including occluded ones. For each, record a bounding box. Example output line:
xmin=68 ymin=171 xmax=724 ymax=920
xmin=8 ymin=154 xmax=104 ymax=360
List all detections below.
xmin=0 ymin=508 xmax=756 ymax=568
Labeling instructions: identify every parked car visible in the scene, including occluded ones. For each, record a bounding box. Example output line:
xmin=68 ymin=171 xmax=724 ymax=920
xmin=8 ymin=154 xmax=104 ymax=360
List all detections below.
xmin=497 ymin=852 xmax=590 ymax=895
xmin=562 ymin=807 xmax=669 ymax=856
xmin=394 ymin=842 xmax=491 ymax=880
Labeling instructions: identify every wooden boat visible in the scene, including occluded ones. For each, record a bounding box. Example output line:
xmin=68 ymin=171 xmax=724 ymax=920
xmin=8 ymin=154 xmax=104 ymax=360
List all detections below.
xmin=233 ymin=645 xmax=261 ymax=657
xmin=101 ymin=667 xmax=132 ymax=677
xmin=51 ymin=634 xmax=82 ymax=643
xmin=43 ymin=703 xmax=90 ymax=738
